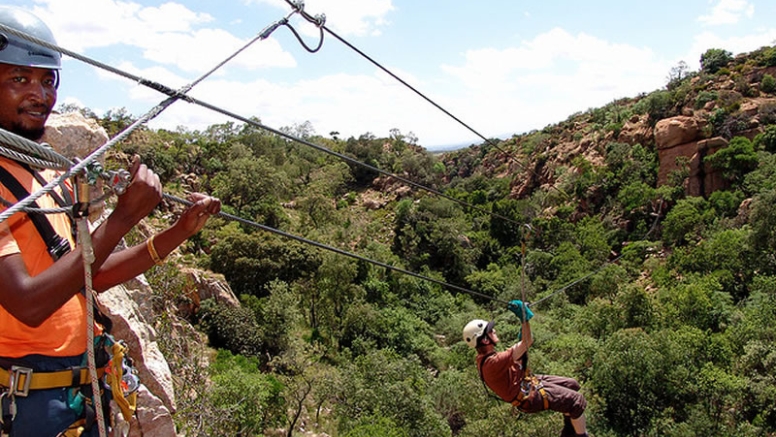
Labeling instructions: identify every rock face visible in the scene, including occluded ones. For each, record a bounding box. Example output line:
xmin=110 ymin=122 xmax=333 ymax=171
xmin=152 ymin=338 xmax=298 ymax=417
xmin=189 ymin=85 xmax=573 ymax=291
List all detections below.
xmin=177 ymin=267 xmax=240 ymax=319
xmin=41 ymin=112 xmax=108 ymax=161
xmin=99 ymin=279 xmax=177 ymax=436
xmin=654 ymin=116 xmax=729 ymax=197
xmin=44 ymin=112 xmax=178 ymax=436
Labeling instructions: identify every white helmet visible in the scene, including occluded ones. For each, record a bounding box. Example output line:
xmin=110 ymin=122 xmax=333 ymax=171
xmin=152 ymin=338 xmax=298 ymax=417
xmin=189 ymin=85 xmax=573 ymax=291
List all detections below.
xmin=463 ymin=319 xmax=493 ymax=348
xmin=0 ymin=6 xmax=61 ymax=70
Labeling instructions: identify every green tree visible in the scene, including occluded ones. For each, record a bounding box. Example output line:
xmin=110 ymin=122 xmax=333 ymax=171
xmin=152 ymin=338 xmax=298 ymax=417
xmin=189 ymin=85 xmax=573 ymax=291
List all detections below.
xmin=657 ymin=274 xmax=733 ymax=332
xmin=336 ymin=350 xmax=450 ymax=437
xmin=592 ymin=328 xmax=671 ymax=435
xmin=704 ymin=136 xmax=759 ymax=186
xmin=748 ymin=190 xmax=776 ymax=274
xmin=700 ymin=48 xmax=733 ymax=74
xmin=197 ymin=299 xmax=264 ymax=357
xmin=756 ymin=125 xmax=776 ymax=153
xmin=643 ymin=90 xmax=675 ymax=124
xmin=205 ymin=350 xmax=284 ymax=435
xmin=662 ymin=197 xmax=708 ymax=246
xmin=210 ymin=224 xmax=322 ymax=296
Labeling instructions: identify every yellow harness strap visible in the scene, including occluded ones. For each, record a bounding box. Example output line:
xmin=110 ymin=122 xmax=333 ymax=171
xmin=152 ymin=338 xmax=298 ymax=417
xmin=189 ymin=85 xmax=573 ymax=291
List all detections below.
xmin=0 ymin=366 xmax=106 ymax=394
xmin=511 ymin=375 xmax=549 ymax=411
xmin=58 ymin=419 xmax=86 ymax=437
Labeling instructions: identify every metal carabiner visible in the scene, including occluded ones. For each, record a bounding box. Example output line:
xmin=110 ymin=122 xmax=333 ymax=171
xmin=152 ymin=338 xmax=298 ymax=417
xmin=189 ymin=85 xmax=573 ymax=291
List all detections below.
xmin=0 ymin=390 xmax=17 ymax=422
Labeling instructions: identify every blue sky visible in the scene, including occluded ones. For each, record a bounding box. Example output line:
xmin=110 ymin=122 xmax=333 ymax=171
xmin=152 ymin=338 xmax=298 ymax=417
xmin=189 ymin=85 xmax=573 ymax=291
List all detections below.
xmin=9 ymin=0 xmax=776 ymax=149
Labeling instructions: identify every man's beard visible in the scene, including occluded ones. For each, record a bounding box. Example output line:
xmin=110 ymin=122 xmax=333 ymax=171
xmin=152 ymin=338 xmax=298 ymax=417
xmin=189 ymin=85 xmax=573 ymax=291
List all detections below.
xmin=11 ymin=122 xmax=46 ymax=141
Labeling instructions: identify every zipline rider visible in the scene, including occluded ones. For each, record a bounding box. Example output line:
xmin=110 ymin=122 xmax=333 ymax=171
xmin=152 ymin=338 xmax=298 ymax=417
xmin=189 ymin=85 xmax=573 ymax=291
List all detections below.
xmin=0 ymin=6 xmax=220 ymax=436
xmin=464 ymin=300 xmax=589 ymax=437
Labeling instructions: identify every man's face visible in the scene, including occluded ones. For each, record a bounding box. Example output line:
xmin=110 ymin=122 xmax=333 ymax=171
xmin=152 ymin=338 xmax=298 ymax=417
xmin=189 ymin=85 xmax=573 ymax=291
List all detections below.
xmin=486 ymin=327 xmax=499 ymax=344
xmin=0 ymin=63 xmax=57 ymax=141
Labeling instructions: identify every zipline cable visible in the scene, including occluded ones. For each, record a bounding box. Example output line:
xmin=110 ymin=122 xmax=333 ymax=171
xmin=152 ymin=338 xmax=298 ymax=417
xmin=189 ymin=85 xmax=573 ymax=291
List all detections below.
xmin=0 ymin=16 xmax=519 ymax=308
xmin=281 ymin=1 xmax=674 ymax=310
xmin=163 ymin=193 xmax=510 ymax=305
xmin=0 ymin=21 xmax=539 ymax=235
xmin=0 ymin=127 xmax=73 ymax=170
xmin=0 ymin=11 xmax=665 ymax=312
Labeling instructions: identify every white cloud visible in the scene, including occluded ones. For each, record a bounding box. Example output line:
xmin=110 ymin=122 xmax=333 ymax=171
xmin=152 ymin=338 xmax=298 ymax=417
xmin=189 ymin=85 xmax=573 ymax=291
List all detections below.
xmin=440 ymin=28 xmax=668 ymax=111
xmin=145 ymin=69 xmax=443 ymax=142
xmin=688 ymin=28 xmax=776 ymax=68
xmin=32 ymin=0 xmax=295 ymax=73
xmin=698 ymin=0 xmax=755 ymax=25
xmin=250 ymin=0 xmax=394 ymax=37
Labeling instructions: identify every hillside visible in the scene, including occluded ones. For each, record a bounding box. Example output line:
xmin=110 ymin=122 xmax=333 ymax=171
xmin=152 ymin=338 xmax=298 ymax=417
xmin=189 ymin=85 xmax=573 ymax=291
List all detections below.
xmin=59 ymin=44 xmax=776 ymax=436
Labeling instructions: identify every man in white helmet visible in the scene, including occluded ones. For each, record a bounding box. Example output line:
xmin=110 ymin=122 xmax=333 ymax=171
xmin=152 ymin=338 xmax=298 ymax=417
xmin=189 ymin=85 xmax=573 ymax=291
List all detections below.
xmin=463 ymin=300 xmax=589 ymax=437
xmin=0 ymin=6 xmax=220 ymax=436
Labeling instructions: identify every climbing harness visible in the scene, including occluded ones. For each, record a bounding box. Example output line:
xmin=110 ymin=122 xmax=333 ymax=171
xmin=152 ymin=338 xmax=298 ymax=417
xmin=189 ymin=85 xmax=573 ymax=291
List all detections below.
xmin=512 ymin=375 xmax=550 ymax=413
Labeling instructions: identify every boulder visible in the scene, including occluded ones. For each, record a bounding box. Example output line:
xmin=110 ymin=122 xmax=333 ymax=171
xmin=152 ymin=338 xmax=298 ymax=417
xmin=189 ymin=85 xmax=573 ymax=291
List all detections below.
xmin=177 ymin=268 xmax=239 ymax=318
xmin=654 ymin=116 xmax=706 ymax=150
xmin=656 ymin=136 xmax=728 ymax=197
xmin=43 ymin=112 xmax=110 ymax=221
xmin=617 ymin=115 xmax=652 ymax=145
xmin=42 ymin=111 xmax=109 ymax=160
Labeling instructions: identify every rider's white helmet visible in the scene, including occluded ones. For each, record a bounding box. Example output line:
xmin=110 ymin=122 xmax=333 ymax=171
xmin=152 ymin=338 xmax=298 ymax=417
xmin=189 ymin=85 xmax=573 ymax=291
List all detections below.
xmin=462 ymin=319 xmax=493 ymax=348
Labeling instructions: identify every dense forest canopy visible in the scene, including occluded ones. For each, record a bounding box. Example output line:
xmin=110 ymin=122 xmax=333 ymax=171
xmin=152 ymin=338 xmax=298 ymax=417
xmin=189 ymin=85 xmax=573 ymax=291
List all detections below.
xmin=63 ymin=45 xmax=776 ymax=436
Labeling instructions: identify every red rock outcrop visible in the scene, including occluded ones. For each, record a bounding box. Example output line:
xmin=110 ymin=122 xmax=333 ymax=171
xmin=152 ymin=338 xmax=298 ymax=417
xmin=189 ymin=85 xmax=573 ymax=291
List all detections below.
xmin=654 ymin=115 xmax=730 ymax=197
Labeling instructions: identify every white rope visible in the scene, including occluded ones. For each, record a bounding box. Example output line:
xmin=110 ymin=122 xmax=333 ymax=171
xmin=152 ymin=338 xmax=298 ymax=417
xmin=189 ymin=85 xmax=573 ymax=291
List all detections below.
xmin=76 ymin=215 xmax=107 ymax=437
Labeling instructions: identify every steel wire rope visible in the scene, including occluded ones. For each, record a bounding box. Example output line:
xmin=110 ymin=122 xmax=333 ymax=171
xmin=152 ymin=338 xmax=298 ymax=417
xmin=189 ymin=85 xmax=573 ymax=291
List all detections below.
xmin=0 ymin=21 xmax=541 ymax=236
xmin=0 ymin=10 xmax=664 ymax=313
xmin=281 ymin=19 xmax=324 ymax=52
xmin=0 ymin=127 xmax=72 ymax=169
xmin=236 ymin=4 xmax=670 ymax=313
xmin=0 ymin=13 xmax=294 ymax=223
xmin=0 ymin=13 xmax=523 ymax=310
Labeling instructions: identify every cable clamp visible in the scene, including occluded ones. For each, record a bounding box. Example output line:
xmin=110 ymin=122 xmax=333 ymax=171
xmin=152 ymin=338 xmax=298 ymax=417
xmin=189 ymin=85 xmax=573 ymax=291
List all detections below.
xmin=290 ymin=0 xmax=305 ymax=13
xmin=259 ymin=17 xmax=289 ymax=40
xmin=103 ymin=169 xmax=131 ymax=196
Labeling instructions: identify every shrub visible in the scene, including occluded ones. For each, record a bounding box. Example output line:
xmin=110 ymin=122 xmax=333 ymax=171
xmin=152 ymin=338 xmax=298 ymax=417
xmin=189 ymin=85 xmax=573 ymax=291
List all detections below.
xmin=762 ymin=47 xmax=776 ymax=67
xmin=761 ymin=74 xmax=776 ymax=94
xmin=591 ymin=328 xmax=671 ymax=434
xmin=757 ymin=125 xmax=776 ymax=152
xmin=695 ymin=90 xmax=718 ymax=109
xmin=662 ymin=197 xmax=708 ymax=246
xmin=644 ymin=90 xmax=674 ymax=124
xmin=206 ymin=350 xmax=284 ymax=434
xmin=759 ymin=102 xmax=776 ymax=126
xmin=198 ymin=299 xmax=264 ymax=358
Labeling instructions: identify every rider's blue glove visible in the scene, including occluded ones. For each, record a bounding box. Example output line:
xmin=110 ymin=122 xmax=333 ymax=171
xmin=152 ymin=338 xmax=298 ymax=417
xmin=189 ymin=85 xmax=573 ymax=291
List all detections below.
xmin=508 ymin=300 xmax=534 ymax=322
